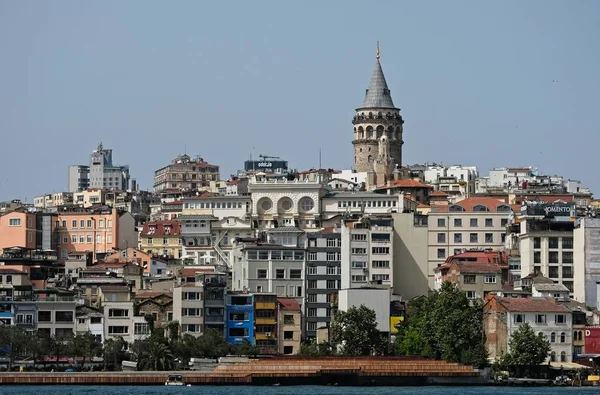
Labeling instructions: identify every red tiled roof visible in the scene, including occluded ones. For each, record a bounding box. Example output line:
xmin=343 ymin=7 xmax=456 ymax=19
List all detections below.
xmin=278 ymin=297 xmax=301 ymax=311
xmin=497 ymin=297 xmax=571 ymax=313
xmin=141 ymin=220 xmax=181 ymax=237
xmin=135 ymin=291 xmax=173 ymax=299
xmin=417 ymin=203 xmax=430 ymax=208
xmin=431 ymin=197 xmax=512 ymax=213
xmin=430 ymin=191 xmax=449 ymax=197
xmin=227 ymin=179 xmax=241 ymax=185
xmin=179 ymin=267 xmax=215 ymax=277
xmin=319 ymin=226 xmax=339 ymax=234
xmin=447 ymin=250 xmax=508 ymax=266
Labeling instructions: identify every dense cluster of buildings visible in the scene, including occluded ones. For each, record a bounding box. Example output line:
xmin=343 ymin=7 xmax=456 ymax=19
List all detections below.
xmin=1 ymin=49 xmax=599 ymax=362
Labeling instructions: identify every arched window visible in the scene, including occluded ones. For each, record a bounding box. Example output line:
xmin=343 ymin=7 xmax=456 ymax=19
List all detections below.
xmin=560 ymin=332 xmax=566 ymax=343
xmin=366 ymin=126 xmax=374 ymax=138
xmin=472 ymin=204 xmax=489 ymax=212
xmin=368 ymin=155 xmax=373 ymax=162
xmin=358 ymin=126 xmax=364 ymax=139
xmin=550 ymin=332 xmax=556 ymax=343
xmin=550 ymin=351 xmax=556 ymax=362
xmin=496 ymin=204 xmax=511 ymax=212
xmin=448 ymin=205 xmax=465 ymax=212
xmin=376 ymin=125 xmax=384 ymax=138
xmin=560 ymin=351 xmax=567 ymax=362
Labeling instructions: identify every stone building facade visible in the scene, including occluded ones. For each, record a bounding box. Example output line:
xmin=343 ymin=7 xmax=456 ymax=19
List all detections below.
xmin=352 ymin=46 xmax=404 ymax=187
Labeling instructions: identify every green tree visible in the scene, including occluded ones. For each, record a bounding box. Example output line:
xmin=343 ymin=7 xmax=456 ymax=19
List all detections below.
xmin=27 ymin=331 xmax=52 ymax=368
xmin=330 ymin=305 xmax=386 ymax=356
xmin=137 ymin=340 xmax=175 ymax=371
xmin=71 ymin=332 xmax=102 ymax=370
xmin=102 ymin=337 xmax=126 ymax=371
xmin=0 ymin=326 xmax=27 ymax=370
xmin=500 ymin=322 xmax=551 ymax=366
xmin=298 ymin=340 xmax=334 ymax=356
xmin=196 ymin=328 xmax=230 ymax=359
xmin=394 ymin=282 xmax=488 ymax=366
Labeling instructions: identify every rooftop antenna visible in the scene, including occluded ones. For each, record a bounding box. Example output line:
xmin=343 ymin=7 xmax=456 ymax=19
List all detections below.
xmin=376 ymin=41 xmax=380 ymax=60
xmin=319 ymin=148 xmax=322 ymax=183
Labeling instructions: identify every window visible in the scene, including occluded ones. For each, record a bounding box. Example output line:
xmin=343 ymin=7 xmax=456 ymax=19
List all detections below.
xmin=308 ymin=280 xmax=317 ymax=289
xmin=8 ymin=218 xmax=21 ymax=226
xmin=484 ymin=275 xmax=496 ymax=284
xmin=562 ymin=237 xmax=573 ymax=249
xmin=535 ymin=314 xmax=546 ymax=324
xmin=549 ymin=251 xmax=559 ymax=264
xmin=454 ymin=233 xmax=462 ymax=243
xmin=38 ymin=311 xmax=51 ymax=322
xmin=290 ymin=269 xmax=302 ymax=279
xmin=513 ymin=314 xmax=525 ymax=324
xmin=183 ymin=308 xmax=201 ymax=316
xmin=556 ymin=314 xmax=566 ymax=324
xmin=562 ymin=252 xmax=573 ymax=264
xmin=55 ymin=311 xmax=73 ymax=322
xmin=107 ymin=234 xmax=112 ymax=243
xmin=437 ymin=248 xmax=446 ymax=259
xmin=72 ymin=220 xmax=77 ymax=228
xmin=454 ymin=218 xmax=462 ymax=227
xmin=562 ymin=266 xmax=573 ymax=279
xmin=549 ymin=237 xmax=559 ymax=249
xmin=134 ymin=323 xmax=150 ymax=335
xmin=548 ymin=266 xmax=559 ymax=278
xmin=501 ymin=219 xmax=508 ymax=227
xmin=351 ymin=248 xmax=367 ymax=254
xmin=258 ymin=250 xmax=269 ymax=260
xmin=533 ymin=237 xmax=541 ymax=249
xmin=327 ymin=280 xmax=336 ymax=289
xmin=463 ymin=275 xmax=476 ymax=284
xmin=327 ymin=252 xmax=339 ymax=261
xmin=108 ymin=309 xmax=129 ymax=318
xmin=560 ymin=332 xmax=566 ymax=343
xmin=352 ymin=234 xmax=366 ymax=241
xmin=485 ymin=233 xmax=493 ymax=243
xmin=108 ymin=326 xmax=128 ymax=335
xmin=437 ymin=233 xmax=446 ymax=243
xmin=372 ymin=274 xmax=390 ymax=282
xmin=437 ymin=218 xmax=446 ymax=227
xmin=470 ymin=218 xmax=478 ymax=227
xmin=86 ymin=235 xmax=92 ymax=243
xmin=466 ymin=291 xmax=476 ymax=299
xmin=308 ymin=252 xmax=317 ymax=261
xmin=372 ymin=260 xmax=389 ymax=268
xmin=79 ymin=235 xmax=85 ymax=243
xmin=307 ymin=308 xmax=317 ymax=317
xmin=257 ymin=269 xmax=267 ymax=279
xmin=551 ymin=332 xmax=556 ymax=343
xmin=470 ymin=233 xmax=478 ymax=243
xmin=534 ymin=251 xmax=541 ymax=264
xmin=351 ymin=275 xmax=366 ymax=282
xmin=372 ymin=247 xmax=389 ymax=254
xmin=352 ymin=261 xmax=366 ymax=269
xmin=87 ymin=220 xmax=92 ymax=228
xmin=307 ymin=266 xmax=317 ymax=275
xmin=80 ymin=220 xmax=85 ymax=228
xmin=307 ymin=294 xmax=317 ymax=303
xmin=485 ymin=218 xmax=493 ymax=227
xmin=276 ymin=269 xmax=285 ymax=279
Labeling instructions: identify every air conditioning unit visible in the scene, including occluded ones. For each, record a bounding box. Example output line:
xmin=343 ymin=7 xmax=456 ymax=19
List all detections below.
xmin=265 ymin=332 xmax=272 ymax=337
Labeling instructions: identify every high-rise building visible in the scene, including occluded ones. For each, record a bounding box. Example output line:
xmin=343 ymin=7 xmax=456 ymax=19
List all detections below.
xmin=68 ymin=143 xmax=130 ymax=193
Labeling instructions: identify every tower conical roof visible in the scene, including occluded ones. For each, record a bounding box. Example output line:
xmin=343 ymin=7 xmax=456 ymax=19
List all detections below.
xmin=361 ymin=59 xmax=396 ymax=109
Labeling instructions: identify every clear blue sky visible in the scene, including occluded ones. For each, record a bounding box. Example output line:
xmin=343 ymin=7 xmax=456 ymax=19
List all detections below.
xmin=1 ymin=1 xmax=599 ymax=201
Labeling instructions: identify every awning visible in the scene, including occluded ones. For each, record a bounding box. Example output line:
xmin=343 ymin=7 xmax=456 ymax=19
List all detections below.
xmin=548 ymin=362 xmax=590 ymax=370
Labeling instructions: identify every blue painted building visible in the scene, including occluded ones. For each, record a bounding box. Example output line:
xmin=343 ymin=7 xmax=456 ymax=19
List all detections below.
xmin=225 ymin=293 xmax=254 ymax=345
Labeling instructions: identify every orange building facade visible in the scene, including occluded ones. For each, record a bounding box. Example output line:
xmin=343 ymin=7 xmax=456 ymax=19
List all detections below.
xmin=0 ymin=210 xmax=37 ymax=252
xmin=55 ymin=207 xmax=120 ymax=261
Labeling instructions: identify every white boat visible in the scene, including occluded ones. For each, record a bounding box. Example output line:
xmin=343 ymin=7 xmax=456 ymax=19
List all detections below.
xmin=165 ymin=374 xmax=185 ymax=386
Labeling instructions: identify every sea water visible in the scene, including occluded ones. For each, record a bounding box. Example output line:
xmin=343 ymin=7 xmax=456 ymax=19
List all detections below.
xmin=0 ymin=386 xmax=596 ymax=395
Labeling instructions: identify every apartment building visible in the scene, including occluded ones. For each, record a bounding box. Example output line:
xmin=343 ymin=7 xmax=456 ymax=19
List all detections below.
xmin=225 ymin=293 xmax=254 ymax=345
xmin=179 ymin=195 xmax=252 ymax=266
xmin=35 ymin=289 xmax=77 ymax=337
xmin=200 ymin=273 xmax=226 ymax=334
xmin=172 ymin=283 xmax=204 ymax=336
xmin=33 ymin=192 xmax=74 ymax=209
xmin=427 ymin=197 xmax=512 ymax=289
xmin=140 ymin=220 xmax=182 ymax=259
xmin=100 ymin=285 xmax=135 ymax=343
xmin=0 ymin=208 xmax=37 ymax=252
xmin=153 ymin=154 xmax=220 ymax=193
xmin=55 ymin=206 xmax=136 ymax=261
xmin=68 ymin=143 xmax=130 ymax=193
xmin=248 ymin=174 xmax=323 ymax=230
xmin=134 ymin=291 xmax=173 ymax=329
xmin=574 ymin=217 xmax=600 ymax=308
xmin=254 ymin=293 xmax=278 ymax=354
xmin=518 ymin=201 xmax=575 ymax=295
xmin=340 ymin=216 xmax=394 ymax=290
xmin=73 ymin=189 xmax=107 ymax=208
xmin=305 ymin=228 xmax=341 ymax=340
xmin=231 ymin=233 xmax=306 ymax=306
xmin=278 ymin=297 xmax=301 ymax=355
xmin=75 ymin=305 xmax=104 ymax=342
xmin=484 ymin=295 xmax=573 ymax=363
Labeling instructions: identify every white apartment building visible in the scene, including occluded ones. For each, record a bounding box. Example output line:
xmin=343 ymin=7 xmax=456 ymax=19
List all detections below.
xmin=179 ymin=195 xmax=253 ymax=267
xmin=340 ymin=217 xmax=394 ymax=290
xmin=68 ymin=143 xmax=130 ymax=193
xmin=75 ymin=305 xmax=104 ymax=342
xmin=424 ymin=165 xmax=478 ymax=198
xmin=427 ymin=197 xmax=512 ymax=290
xmin=573 ymin=217 xmax=600 ymax=307
xmin=248 ymin=174 xmax=323 ymax=231
xmin=485 ymin=296 xmax=573 ymax=363
xmin=172 ymin=284 xmax=204 ymax=336
xmin=101 ymin=285 xmax=135 ymax=343
xmin=518 ymin=202 xmax=575 ymax=296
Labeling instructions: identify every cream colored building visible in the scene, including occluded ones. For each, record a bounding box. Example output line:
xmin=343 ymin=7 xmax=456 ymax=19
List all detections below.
xmin=427 ymin=197 xmax=512 ymax=289
xmin=172 ymin=283 xmax=204 ymax=336
xmin=278 ymin=297 xmax=301 ymax=355
xmin=99 ymin=285 xmax=135 ymax=343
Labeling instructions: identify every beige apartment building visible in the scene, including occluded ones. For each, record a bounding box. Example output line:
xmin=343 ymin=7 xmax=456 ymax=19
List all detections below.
xmin=278 ymin=297 xmax=301 ymax=355
xmin=153 ymin=154 xmax=220 ymax=193
xmin=427 ymin=197 xmax=512 ymax=289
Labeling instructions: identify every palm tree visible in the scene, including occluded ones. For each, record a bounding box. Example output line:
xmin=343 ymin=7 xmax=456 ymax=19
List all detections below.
xmin=137 ymin=341 xmax=175 ymax=371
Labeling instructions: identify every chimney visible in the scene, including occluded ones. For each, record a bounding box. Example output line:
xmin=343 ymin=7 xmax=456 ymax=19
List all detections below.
xmin=131 ymin=179 xmax=137 ymax=192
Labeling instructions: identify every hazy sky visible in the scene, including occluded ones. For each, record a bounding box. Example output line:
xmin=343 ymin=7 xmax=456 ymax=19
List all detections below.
xmin=1 ymin=1 xmax=599 ymax=202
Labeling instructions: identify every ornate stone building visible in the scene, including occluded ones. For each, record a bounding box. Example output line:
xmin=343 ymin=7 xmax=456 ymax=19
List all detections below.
xmin=352 ymin=46 xmax=404 ymax=187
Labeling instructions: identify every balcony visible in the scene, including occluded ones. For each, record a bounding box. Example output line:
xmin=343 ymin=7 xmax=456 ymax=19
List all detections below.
xmin=255 ymin=332 xmax=276 ymax=341
xmin=255 ymin=302 xmax=276 ymax=310
xmin=255 ymin=317 xmax=276 ymax=325
xmin=204 ymin=315 xmax=224 ymax=324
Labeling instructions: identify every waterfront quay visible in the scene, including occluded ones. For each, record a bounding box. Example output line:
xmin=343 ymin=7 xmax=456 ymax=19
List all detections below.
xmin=0 ymin=357 xmax=485 ymax=386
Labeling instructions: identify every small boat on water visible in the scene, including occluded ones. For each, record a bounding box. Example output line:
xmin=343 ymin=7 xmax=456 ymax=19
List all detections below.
xmin=165 ymin=374 xmax=185 ymax=386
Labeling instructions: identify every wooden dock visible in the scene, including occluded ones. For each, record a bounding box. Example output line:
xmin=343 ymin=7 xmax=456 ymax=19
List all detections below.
xmin=0 ymin=357 xmax=484 ymax=386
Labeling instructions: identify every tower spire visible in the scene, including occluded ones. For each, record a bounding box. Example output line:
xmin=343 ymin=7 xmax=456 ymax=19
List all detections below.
xmin=376 ymin=41 xmax=380 ymax=60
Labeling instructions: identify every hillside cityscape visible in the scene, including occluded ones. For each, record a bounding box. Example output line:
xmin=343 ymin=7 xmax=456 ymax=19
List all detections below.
xmin=2 ymin=48 xmax=600 ymax=373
